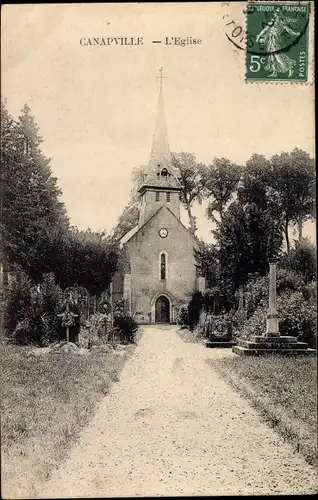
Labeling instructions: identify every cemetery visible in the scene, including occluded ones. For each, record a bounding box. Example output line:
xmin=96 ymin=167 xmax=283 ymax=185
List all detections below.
xmin=178 ymin=256 xmax=316 ymax=356
xmin=1 ymin=66 xmax=316 ymax=499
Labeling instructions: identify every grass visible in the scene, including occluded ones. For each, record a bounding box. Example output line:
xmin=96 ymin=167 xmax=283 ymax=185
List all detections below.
xmin=1 ymin=342 xmax=135 ymax=498
xmin=209 ymin=355 xmax=317 ymax=467
xmin=177 ymin=326 xmax=203 ymax=344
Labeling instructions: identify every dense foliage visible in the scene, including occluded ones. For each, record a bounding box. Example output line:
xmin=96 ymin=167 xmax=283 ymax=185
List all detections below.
xmin=5 ymin=271 xmax=63 ymax=345
xmin=1 ymin=99 xmax=119 ymax=344
xmin=236 ymin=268 xmax=316 ymax=347
xmin=1 ymin=101 xmax=68 ymax=282
xmin=177 ymin=305 xmax=189 ymax=327
xmin=195 ymin=149 xmax=315 ymax=295
xmin=281 ymin=238 xmax=316 ymax=283
xmin=187 ymin=291 xmax=203 ymax=331
xmin=113 ymin=299 xmax=138 ymax=343
xmin=1 ymin=100 xmax=119 ymax=293
xmin=2 ymin=97 xmax=315 ymax=345
xmin=171 ymin=152 xmax=205 ymax=235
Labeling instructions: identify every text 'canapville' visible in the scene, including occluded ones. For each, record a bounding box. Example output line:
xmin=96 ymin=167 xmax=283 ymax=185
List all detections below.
xmin=79 ymin=37 xmax=202 ymax=47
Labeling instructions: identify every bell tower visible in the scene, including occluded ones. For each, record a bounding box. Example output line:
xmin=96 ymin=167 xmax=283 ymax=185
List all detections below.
xmin=138 ymin=68 xmax=182 ymax=226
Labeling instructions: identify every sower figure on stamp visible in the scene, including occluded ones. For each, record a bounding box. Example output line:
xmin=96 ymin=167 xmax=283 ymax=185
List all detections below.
xmin=256 ymin=8 xmax=300 ymax=78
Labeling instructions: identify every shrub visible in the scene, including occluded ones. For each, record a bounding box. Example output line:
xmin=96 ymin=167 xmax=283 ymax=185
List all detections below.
xmin=177 ymin=305 xmax=189 ymax=327
xmin=238 ymin=285 xmax=316 ymax=347
xmin=237 ymin=305 xmax=266 ymax=339
xmin=243 ymin=268 xmax=305 ymax=317
xmin=277 ymin=289 xmax=316 ymax=347
xmin=113 ymin=315 xmax=138 ymax=343
xmin=187 ymin=291 xmax=203 ymax=331
xmin=281 ymin=238 xmax=317 ymax=283
xmin=4 ymin=270 xmax=32 ymax=339
xmin=113 ymin=299 xmax=138 ymax=344
xmin=5 ymin=271 xmax=63 ymax=346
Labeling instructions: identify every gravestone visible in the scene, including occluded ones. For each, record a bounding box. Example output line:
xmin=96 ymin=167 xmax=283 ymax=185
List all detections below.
xmin=204 ymin=314 xmax=236 ymax=348
xmin=57 ymin=301 xmax=80 ymax=344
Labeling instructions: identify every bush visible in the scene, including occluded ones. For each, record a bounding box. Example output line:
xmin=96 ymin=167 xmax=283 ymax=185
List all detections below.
xmin=113 ymin=315 xmax=138 ymax=343
xmin=5 ymin=271 xmax=63 ymax=346
xmin=238 ymin=285 xmax=316 ymax=347
xmin=277 ymin=289 xmax=316 ymax=347
xmin=81 ymin=312 xmax=109 ymax=347
xmin=243 ymin=268 xmax=305 ymax=317
xmin=187 ymin=291 xmax=203 ymax=331
xmin=237 ymin=305 xmax=266 ymax=339
xmin=177 ymin=306 xmax=189 ymax=327
xmin=113 ymin=299 xmax=138 ymax=344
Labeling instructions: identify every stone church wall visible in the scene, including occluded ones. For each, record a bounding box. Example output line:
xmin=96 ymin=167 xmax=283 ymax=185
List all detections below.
xmin=125 ymin=206 xmax=197 ymax=323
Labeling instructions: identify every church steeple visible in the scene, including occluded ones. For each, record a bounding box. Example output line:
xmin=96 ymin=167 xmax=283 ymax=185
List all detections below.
xmin=138 ymin=69 xmax=181 ymax=226
xmin=148 ymin=69 xmax=170 ymax=172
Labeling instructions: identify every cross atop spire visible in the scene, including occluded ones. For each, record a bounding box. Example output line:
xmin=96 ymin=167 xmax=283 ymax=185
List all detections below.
xmin=137 ymin=70 xmax=182 ymax=225
xmin=156 ymin=67 xmax=167 ymax=92
xmin=137 ymin=69 xmax=181 ymax=193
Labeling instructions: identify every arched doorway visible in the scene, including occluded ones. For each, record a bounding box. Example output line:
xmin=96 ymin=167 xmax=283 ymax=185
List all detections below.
xmin=155 ymin=295 xmax=170 ymax=324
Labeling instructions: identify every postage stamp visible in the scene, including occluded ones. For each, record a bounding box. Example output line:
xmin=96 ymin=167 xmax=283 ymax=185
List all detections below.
xmin=245 ymin=2 xmax=310 ymax=82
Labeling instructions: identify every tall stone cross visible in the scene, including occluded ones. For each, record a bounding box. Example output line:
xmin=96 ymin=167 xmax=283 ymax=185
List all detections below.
xmin=238 ymin=286 xmax=244 ymax=311
xmin=157 ymin=67 xmax=167 ymax=92
xmin=265 ymin=257 xmax=280 ymax=336
xmin=237 ymin=286 xmax=247 ymax=325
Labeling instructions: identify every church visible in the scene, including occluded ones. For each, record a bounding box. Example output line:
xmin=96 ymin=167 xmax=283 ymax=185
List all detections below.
xmin=112 ymin=73 xmax=205 ymax=324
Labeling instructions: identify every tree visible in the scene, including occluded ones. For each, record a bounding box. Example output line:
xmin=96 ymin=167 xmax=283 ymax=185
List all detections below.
xmin=270 ymin=148 xmax=315 ymax=252
xmin=187 ymin=290 xmax=203 ymax=331
xmin=0 ymin=99 xmax=16 ymax=292
xmin=237 ymin=153 xmax=284 ymax=256
xmin=53 ymin=228 xmax=119 ymax=296
xmin=112 ymin=203 xmax=139 ymax=243
xmin=2 ymin=100 xmax=119 ymax=297
xmin=194 ymin=241 xmax=220 ymax=288
xmin=1 ymin=100 xmax=69 ymax=282
xmin=237 ymin=154 xmax=272 ymax=209
xmin=214 ymin=199 xmax=283 ymax=292
xmin=201 ymin=158 xmax=242 ymax=224
xmin=171 ymin=152 xmax=205 ymax=235
xmin=281 ymin=238 xmax=316 ymax=283
xmin=213 ymin=154 xmax=284 ymax=292
xmin=111 ymin=166 xmax=146 ymax=243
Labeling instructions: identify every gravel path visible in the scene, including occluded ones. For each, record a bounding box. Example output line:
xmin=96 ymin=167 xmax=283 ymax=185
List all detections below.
xmin=37 ymin=326 xmax=316 ymax=498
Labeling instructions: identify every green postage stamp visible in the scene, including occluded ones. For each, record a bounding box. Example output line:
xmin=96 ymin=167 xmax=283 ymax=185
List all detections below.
xmin=246 ymin=2 xmax=310 ymax=82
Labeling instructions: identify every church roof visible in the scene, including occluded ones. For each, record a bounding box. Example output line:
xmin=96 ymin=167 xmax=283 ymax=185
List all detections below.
xmin=120 ymin=204 xmax=197 ymax=248
xmin=138 ymin=77 xmax=182 ymax=193
xmin=120 ymin=225 xmax=139 ymax=248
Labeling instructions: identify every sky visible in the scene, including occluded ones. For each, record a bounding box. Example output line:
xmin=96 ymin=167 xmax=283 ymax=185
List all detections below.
xmin=2 ymin=2 xmax=315 ymax=243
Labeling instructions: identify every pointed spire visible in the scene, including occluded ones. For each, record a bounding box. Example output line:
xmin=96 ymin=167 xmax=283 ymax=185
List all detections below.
xmin=138 ymin=70 xmax=181 ymax=194
xmin=149 ymin=68 xmax=170 ymax=171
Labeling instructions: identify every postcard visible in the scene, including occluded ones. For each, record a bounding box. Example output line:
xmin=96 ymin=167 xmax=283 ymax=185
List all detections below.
xmin=1 ymin=2 xmax=316 ymax=499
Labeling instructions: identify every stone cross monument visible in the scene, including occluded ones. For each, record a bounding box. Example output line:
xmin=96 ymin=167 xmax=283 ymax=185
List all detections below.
xmin=232 ymin=258 xmax=316 ymax=356
xmin=265 ymin=257 xmax=279 ymax=336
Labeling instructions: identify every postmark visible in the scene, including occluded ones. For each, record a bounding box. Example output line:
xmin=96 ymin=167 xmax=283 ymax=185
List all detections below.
xmin=245 ymin=2 xmax=310 ymax=82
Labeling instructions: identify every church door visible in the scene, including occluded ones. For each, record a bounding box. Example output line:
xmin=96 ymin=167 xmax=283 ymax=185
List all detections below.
xmin=155 ymin=296 xmax=170 ymax=324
